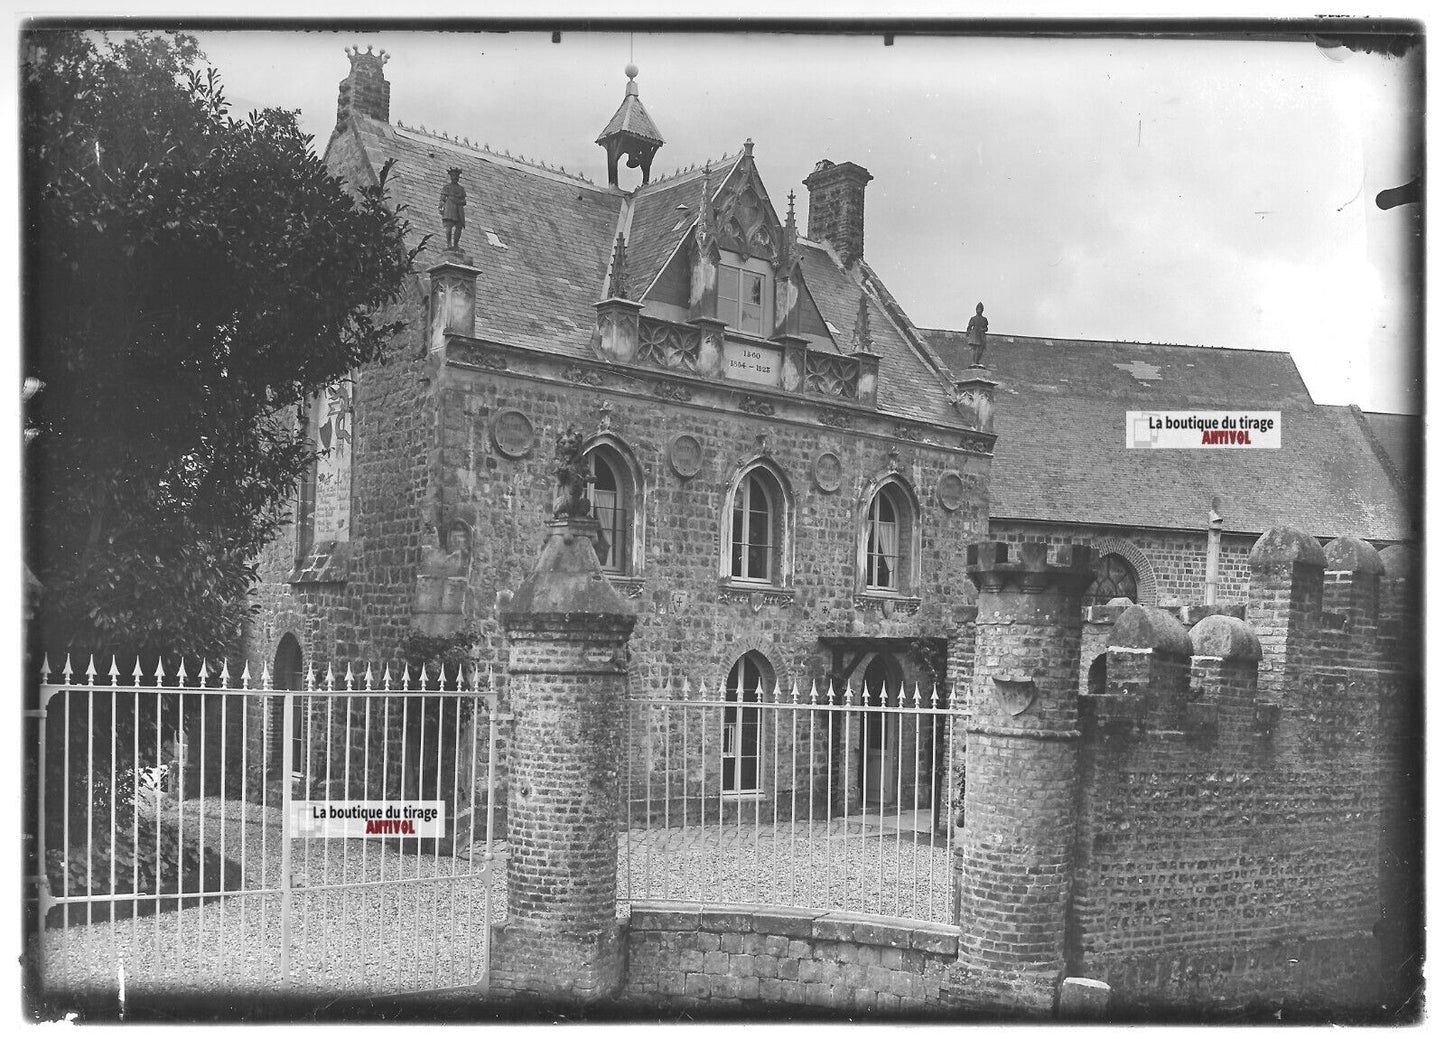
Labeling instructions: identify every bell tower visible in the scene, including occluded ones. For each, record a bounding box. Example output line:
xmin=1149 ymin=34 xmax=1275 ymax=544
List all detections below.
xmin=595 ymin=64 xmax=665 ymax=187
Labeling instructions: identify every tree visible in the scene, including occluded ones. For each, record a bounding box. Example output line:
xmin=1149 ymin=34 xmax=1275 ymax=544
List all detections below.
xmin=23 ymin=31 xmax=420 ymax=658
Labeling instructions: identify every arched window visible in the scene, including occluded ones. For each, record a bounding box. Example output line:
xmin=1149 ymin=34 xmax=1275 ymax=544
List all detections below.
xmin=270 ymin=633 xmax=306 ymax=775
xmin=726 ymin=465 xmax=788 ymax=585
xmin=858 ymin=478 xmax=920 ymax=595
xmin=723 ymin=652 xmax=771 ymax=794
xmin=1084 ymin=553 xmax=1139 ymax=605
xmin=584 ymin=439 xmax=642 ymax=576
xmin=865 ymin=488 xmax=900 ymax=589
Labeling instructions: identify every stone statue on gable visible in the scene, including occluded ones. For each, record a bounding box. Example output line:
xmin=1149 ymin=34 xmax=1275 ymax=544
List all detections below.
xmin=439 ymin=167 xmax=467 ymax=251
xmin=965 ymin=302 xmax=989 ymax=367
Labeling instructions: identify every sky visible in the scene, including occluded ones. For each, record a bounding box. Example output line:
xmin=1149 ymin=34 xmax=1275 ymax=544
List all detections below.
xmin=177 ymin=26 xmax=1424 ymax=415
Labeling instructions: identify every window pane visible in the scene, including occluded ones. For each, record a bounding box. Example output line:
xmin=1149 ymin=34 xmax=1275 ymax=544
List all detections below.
xmin=731 ymin=499 xmax=746 ymax=576
xmin=740 ymin=272 xmax=764 ymax=333
xmin=587 ymin=451 xmax=628 ymax=574
xmin=718 ymin=265 xmax=740 ymax=326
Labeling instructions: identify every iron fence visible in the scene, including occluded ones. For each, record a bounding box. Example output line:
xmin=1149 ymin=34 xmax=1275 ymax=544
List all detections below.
xmin=621 ymin=680 xmax=965 ymax=924
xmin=29 ymin=654 xmax=501 ymax=999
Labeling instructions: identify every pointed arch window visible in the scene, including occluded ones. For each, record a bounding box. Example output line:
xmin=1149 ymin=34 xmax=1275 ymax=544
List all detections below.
xmin=730 ymin=469 xmax=781 ymax=582
xmin=584 ymin=439 xmax=642 ymax=577
xmin=723 ymin=651 xmax=771 ymax=794
xmin=858 ymin=479 xmax=919 ymax=595
xmin=865 ymin=488 xmax=901 ymax=589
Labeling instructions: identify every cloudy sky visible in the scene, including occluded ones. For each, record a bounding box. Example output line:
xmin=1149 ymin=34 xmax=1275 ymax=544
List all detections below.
xmin=169 ymin=29 xmax=1421 ymax=413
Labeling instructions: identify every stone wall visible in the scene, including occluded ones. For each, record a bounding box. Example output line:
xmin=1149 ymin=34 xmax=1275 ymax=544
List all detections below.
xmin=436 ymin=343 xmax=989 ymax=689
xmin=622 ymin=902 xmax=958 ymax=1014
xmin=243 ymin=294 xmax=433 ymax=668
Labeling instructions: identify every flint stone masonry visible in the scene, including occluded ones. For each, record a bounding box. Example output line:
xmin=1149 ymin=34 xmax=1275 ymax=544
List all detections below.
xmin=622 ymin=902 xmax=958 ymax=1014
xmin=1065 ymin=528 xmax=1410 ymax=1018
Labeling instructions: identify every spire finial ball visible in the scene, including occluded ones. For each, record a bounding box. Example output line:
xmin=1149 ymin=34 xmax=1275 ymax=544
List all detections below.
xmin=625 ymin=62 xmax=639 ymax=80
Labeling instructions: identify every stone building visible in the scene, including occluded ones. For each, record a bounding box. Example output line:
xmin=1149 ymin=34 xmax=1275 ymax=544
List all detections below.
xmin=244 ymin=50 xmax=997 ymax=800
xmin=923 ymin=329 xmax=1415 ymax=607
xmin=924 ymin=329 xmax=1416 ymax=687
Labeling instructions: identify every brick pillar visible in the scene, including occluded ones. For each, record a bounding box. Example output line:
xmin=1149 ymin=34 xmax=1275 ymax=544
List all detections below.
xmin=1375 ymin=544 xmax=1418 ymax=666
xmin=1103 ymin=604 xmax=1193 ymax=732
xmin=1322 ymin=536 xmax=1384 ymax=669
xmin=497 ymin=517 xmax=636 ymax=1001
xmin=1188 ymin=614 xmax=1262 ymax=740
xmin=1245 ymin=525 xmax=1325 ymax=708
xmin=953 ymin=541 xmax=1093 ymax=1015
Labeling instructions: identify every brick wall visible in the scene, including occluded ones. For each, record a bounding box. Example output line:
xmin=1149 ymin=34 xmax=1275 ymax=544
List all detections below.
xmin=1064 ymin=531 xmax=1405 ymax=1018
xmin=990 ymin=521 xmax=1257 ymax=606
xmin=622 ymin=902 xmax=957 ymax=1014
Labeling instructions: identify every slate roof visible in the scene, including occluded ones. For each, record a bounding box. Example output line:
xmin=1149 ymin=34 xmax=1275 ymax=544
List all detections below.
xmin=801 ymin=244 xmax=955 ymax=422
xmin=628 ymin=158 xmax=740 ymax=297
xmin=596 ymin=89 xmax=664 ymax=146
xmin=339 ymin=117 xmax=959 ymax=425
xmin=924 ymin=329 xmax=1414 ymax=541
xmin=1360 ymin=411 xmax=1422 ymax=489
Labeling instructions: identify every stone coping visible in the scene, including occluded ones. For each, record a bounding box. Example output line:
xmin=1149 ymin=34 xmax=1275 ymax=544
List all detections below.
xmin=627 ymin=900 xmax=959 ymax=957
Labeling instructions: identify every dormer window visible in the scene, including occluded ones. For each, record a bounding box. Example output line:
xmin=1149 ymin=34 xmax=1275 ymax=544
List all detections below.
xmin=718 ymin=259 xmax=773 ymax=336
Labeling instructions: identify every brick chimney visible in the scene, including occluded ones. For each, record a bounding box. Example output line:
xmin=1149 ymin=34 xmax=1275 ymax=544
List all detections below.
xmin=802 ymin=159 xmax=873 ymax=267
xmin=336 ymin=46 xmax=391 ymax=127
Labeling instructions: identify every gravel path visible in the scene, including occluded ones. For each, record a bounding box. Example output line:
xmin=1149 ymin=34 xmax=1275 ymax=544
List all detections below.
xmin=37 ymin=801 xmax=952 ymax=997
xmin=39 ymin=798 xmax=503 ymax=997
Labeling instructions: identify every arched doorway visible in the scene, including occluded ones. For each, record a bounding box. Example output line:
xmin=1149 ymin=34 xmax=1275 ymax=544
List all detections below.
xmin=723 ymin=652 xmax=771 ymax=794
xmin=1088 ymin=653 xmax=1109 ymax=694
xmin=860 ymin=655 xmax=904 ymax=809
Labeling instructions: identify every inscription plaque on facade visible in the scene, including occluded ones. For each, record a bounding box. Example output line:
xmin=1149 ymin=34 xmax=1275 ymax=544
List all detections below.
xmin=937 ymin=470 xmax=967 ymax=511
xmin=668 ymin=434 xmax=704 ymax=479
xmin=491 ymin=409 xmax=536 ymax=458
xmin=813 ymin=451 xmax=843 ymax=493
xmin=723 ymin=341 xmax=782 ymax=386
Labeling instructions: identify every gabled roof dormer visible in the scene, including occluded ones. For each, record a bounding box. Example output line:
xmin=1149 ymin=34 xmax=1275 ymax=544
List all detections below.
xmin=596 ymin=64 xmax=665 ymax=187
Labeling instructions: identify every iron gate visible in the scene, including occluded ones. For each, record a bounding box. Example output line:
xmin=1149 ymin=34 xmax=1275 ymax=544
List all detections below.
xmin=29 ymin=655 xmax=502 ymax=999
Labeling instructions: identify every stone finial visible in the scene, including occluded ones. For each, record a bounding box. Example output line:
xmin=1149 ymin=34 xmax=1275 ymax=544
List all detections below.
xmin=965 ymin=302 xmax=989 ymax=367
xmin=853 ymin=291 xmax=872 ymax=354
xmin=1322 ymin=535 xmax=1385 ymax=575
xmin=550 ymin=426 xmax=594 ymax=521
xmin=439 ymin=168 xmax=466 ymax=252
xmin=776 ymin=190 xmax=799 ymax=273
xmin=1189 ymin=614 xmax=1262 ymax=662
xmin=695 ymin=163 xmax=716 ymax=245
xmin=1248 ymin=525 xmax=1326 ymax=569
xmin=1108 ymin=604 xmax=1194 ymax=658
xmin=606 ymin=232 xmax=630 ymax=300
